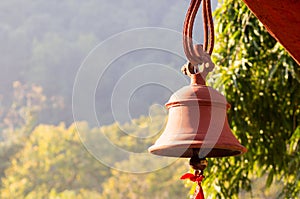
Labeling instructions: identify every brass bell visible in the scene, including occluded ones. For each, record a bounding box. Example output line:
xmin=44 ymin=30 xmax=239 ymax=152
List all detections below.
xmin=149 ymin=73 xmax=247 ymax=158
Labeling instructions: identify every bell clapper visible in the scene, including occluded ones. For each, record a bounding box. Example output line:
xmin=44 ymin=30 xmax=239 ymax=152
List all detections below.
xmin=190 ymin=149 xmax=207 ymax=170
xmin=190 ymin=156 xmax=208 ymax=175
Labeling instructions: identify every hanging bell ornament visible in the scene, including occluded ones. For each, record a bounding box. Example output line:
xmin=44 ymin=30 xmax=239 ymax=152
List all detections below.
xmin=149 ymin=0 xmax=247 ymax=198
xmin=149 ymin=0 xmax=247 ymax=160
xmin=148 ymin=62 xmax=247 ymax=199
xmin=148 ymin=70 xmax=247 ymax=158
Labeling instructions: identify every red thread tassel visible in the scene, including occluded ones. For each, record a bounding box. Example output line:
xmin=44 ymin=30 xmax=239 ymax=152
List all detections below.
xmin=194 ymin=183 xmax=204 ymax=199
xmin=181 ymin=172 xmax=205 ymax=199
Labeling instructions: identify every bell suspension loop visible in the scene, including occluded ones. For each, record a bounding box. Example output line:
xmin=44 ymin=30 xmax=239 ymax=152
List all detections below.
xmin=181 ymin=0 xmax=215 ymax=82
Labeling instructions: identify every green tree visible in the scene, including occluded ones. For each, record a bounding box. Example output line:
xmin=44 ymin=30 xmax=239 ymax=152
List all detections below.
xmin=0 ymin=123 xmax=110 ymax=199
xmin=100 ymin=156 xmax=189 ymax=199
xmin=196 ymin=0 xmax=300 ymax=198
xmin=0 ymin=82 xmax=48 ymax=189
xmin=0 ymin=105 xmax=172 ymax=198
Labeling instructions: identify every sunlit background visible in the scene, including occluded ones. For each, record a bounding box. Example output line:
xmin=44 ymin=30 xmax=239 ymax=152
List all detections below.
xmin=0 ymin=0 xmax=299 ymax=198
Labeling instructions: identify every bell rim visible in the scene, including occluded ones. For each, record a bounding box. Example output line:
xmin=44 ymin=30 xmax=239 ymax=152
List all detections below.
xmin=148 ymin=143 xmax=247 ymax=158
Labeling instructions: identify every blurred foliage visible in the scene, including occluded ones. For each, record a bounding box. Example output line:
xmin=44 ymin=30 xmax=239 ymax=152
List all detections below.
xmin=0 ymin=101 xmax=190 ymax=198
xmin=100 ymin=108 xmax=167 ymax=153
xmin=0 ymin=82 xmax=49 ymax=189
xmin=196 ymin=0 xmax=300 ymax=198
xmin=0 ymin=123 xmax=110 ymax=198
xmin=0 ymin=81 xmax=46 ymax=131
xmin=100 ymin=156 xmax=188 ymax=199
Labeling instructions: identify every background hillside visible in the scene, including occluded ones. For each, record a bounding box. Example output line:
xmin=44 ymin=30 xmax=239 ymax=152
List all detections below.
xmin=0 ymin=0 xmax=299 ymax=198
xmin=0 ymin=0 xmax=217 ymax=125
